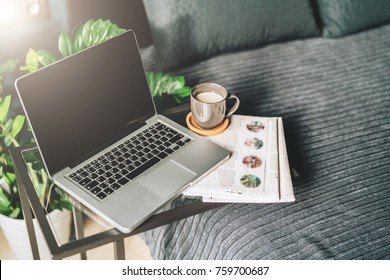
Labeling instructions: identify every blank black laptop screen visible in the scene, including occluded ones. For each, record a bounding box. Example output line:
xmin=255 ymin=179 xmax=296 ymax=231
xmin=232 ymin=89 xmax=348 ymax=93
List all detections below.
xmin=16 ymin=31 xmax=155 ymax=176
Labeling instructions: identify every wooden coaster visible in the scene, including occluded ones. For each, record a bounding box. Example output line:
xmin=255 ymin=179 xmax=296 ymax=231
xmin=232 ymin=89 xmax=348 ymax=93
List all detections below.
xmin=186 ymin=112 xmax=229 ymax=136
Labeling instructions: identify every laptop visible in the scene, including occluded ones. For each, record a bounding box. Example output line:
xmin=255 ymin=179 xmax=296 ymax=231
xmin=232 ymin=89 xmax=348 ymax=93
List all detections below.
xmin=15 ymin=30 xmax=230 ymax=233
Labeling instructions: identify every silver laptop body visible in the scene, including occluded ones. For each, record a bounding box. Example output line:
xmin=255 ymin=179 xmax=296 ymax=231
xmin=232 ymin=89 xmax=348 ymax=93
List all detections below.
xmin=15 ymin=30 xmax=230 ymax=233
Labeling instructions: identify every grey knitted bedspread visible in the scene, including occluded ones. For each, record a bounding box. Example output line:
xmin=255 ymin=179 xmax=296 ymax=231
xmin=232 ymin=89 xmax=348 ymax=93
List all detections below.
xmin=139 ymin=24 xmax=390 ymax=259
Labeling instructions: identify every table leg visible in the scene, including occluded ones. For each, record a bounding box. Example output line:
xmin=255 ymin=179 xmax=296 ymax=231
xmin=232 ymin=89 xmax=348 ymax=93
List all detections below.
xmin=16 ymin=168 xmax=40 ymax=260
xmin=72 ymin=207 xmax=87 ymax=260
xmin=114 ymin=239 xmax=125 ymax=260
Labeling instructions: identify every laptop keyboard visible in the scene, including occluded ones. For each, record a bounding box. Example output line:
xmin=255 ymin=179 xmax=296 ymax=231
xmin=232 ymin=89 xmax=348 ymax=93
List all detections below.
xmin=67 ymin=122 xmax=192 ymax=200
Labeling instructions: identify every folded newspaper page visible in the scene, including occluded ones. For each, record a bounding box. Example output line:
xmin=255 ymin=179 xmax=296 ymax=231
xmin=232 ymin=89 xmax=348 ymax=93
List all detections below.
xmin=183 ymin=115 xmax=295 ymax=203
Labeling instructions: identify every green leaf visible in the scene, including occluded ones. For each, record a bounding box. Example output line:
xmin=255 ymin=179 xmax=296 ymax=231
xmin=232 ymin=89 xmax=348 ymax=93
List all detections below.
xmin=0 ymin=190 xmax=11 ymax=212
xmin=35 ymin=181 xmax=46 ymax=204
xmin=1 ymin=172 xmax=15 ymax=188
xmin=91 ymin=19 xmax=104 ymax=45
xmin=72 ymin=24 xmax=85 ymax=53
xmin=106 ymin=22 xmax=126 ymax=40
xmin=20 ymin=49 xmax=39 ymax=73
xmin=31 ymin=161 xmax=45 ymax=171
xmin=4 ymin=117 xmax=12 ymax=131
xmin=0 ymin=95 xmax=11 ymax=122
xmin=145 ymin=72 xmax=156 ymax=96
xmin=99 ymin=19 xmax=112 ymax=41
xmin=0 ymin=152 xmax=13 ymax=167
xmin=6 ymin=172 xmax=15 ymax=184
xmin=4 ymin=135 xmax=13 ymax=147
xmin=60 ymin=198 xmax=73 ymax=211
xmin=148 ymin=73 xmax=160 ymax=95
xmin=37 ymin=50 xmax=57 ymax=66
xmin=174 ymin=87 xmax=191 ymax=97
xmin=82 ymin=19 xmax=94 ymax=47
xmin=145 ymin=71 xmax=191 ymax=103
xmin=164 ymin=78 xmax=183 ymax=94
xmin=1 ymin=175 xmax=10 ymax=188
xmin=58 ymin=32 xmax=73 ymax=57
xmin=11 ymin=115 xmax=25 ymax=137
xmin=23 ymin=150 xmax=41 ymax=163
xmin=8 ymin=207 xmax=20 ymax=219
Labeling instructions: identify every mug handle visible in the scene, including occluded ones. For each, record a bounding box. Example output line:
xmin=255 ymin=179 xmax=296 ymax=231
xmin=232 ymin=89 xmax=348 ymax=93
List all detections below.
xmin=225 ymin=93 xmax=240 ymax=118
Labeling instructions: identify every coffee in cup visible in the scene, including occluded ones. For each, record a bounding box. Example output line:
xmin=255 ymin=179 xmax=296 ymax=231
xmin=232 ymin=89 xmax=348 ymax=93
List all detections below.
xmin=191 ymin=83 xmax=240 ymax=129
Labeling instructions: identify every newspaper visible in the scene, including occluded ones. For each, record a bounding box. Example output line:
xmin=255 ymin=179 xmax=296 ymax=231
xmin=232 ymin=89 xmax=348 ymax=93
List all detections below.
xmin=183 ymin=115 xmax=295 ymax=203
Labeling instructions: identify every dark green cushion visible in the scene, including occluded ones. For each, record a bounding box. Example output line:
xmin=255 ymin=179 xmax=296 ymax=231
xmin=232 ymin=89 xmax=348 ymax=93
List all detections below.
xmin=143 ymin=0 xmax=319 ymax=70
xmin=317 ymin=0 xmax=390 ymax=37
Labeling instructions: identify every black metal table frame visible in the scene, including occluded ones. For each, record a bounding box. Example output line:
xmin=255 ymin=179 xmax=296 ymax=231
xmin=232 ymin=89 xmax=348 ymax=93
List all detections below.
xmin=10 ymin=143 xmax=225 ymax=260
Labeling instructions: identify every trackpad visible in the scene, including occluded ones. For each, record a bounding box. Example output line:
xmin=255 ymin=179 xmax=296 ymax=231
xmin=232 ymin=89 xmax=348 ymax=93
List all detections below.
xmin=138 ymin=160 xmax=196 ymax=199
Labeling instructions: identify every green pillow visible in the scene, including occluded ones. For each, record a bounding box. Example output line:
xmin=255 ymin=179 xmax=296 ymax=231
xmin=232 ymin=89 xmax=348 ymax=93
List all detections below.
xmin=143 ymin=0 xmax=319 ymax=70
xmin=317 ymin=0 xmax=390 ymax=37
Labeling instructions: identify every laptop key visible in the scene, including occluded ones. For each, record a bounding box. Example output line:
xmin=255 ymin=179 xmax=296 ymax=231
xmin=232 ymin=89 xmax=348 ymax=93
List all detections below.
xmin=157 ymin=152 xmax=168 ymax=159
xmin=79 ymin=178 xmax=92 ymax=186
xmin=107 ymin=177 xmax=116 ymax=184
xmin=117 ymin=177 xmax=129 ymax=186
xmin=177 ymin=140 xmax=186 ymax=146
xmin=127 ymin=165 xmax=135 ymax=171
xmin=120 ymin=169 xmax=129 ymax=176
xmin=79 ymin=171 xmax=89 ymax=178
xmin=113 ymin=173 xmax=122 ymax=180
xmin=97 ymin=176 xmax=106 ymax=182
xmin=111 ymin=167 xmax=119 ymax=174
xmin=91 ymin=186 xmax=102 ymax=194
xmin=97 ymin=169 xmax=105 ymax=175
xmin=145 ymin=153 xmax=154 ymax=159
xmin=126 ymin=157 xmax=160 ymax=180
xmin=139 ymin=157 xmax=148 ymax=163
xmin=117 ymin=163 xmax=126 ymax=170
xmin=169 ymin=134 xmax=183 ymax=143
xmin=163 ymin=142 xmax=171 ymax=147
xmin=96 ymin=192 xmax=107 ymax=200
xmin=73 ymin=175 xmax=83 ymax=182
xmin=99 ymin=182 xmax=109 ymax=189
xmin=104 ymin=188 xmax=114 ymax=195
xmin=111 ymin=183 xmax=121 ymax=190
xmin=85 ymin=180 xmax=98 ymax=190
xmin=157 ymin=145 xmax=166 ymax=151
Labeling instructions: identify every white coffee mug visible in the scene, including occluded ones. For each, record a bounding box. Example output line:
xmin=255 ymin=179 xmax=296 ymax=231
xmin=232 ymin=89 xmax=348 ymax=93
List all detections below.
xmin=191 ymin=83 xmax=240 ymax=129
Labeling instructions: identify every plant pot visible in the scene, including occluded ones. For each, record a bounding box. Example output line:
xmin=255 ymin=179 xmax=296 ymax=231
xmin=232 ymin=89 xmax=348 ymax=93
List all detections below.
xmin=0 ymin=209 xmax=72 ymax=259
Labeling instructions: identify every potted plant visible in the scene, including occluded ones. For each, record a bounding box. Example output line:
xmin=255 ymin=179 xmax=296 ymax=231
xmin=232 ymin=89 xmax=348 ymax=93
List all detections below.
xmin=0 ymin=59 xmax=73 ymax=259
